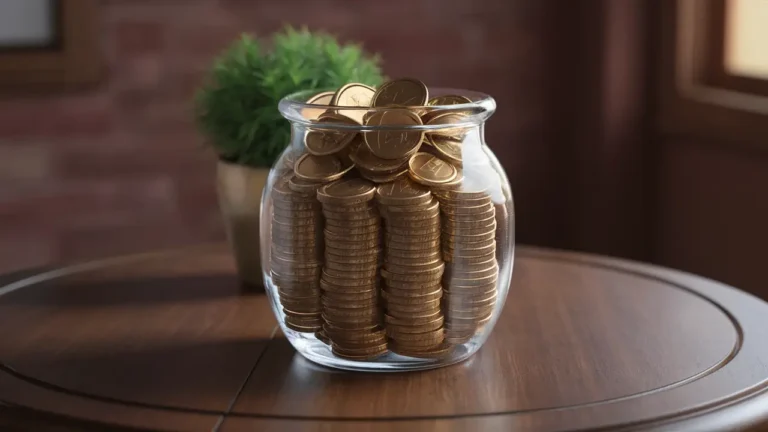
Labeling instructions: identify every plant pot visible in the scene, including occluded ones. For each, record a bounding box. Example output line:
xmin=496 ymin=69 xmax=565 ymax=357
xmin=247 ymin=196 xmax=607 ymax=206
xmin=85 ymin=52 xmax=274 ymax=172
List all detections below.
xmin=217 ymin=160 xmax=270 ymax=290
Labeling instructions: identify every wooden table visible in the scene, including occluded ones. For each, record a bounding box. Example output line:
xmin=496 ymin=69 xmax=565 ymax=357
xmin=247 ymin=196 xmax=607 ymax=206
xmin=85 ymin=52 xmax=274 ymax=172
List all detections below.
xmin=1 ymin=245 xmax=767 ymax=431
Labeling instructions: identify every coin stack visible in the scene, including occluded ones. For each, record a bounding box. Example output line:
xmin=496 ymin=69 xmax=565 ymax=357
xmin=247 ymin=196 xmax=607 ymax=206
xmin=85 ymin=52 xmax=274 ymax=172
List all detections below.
xmin=317 ymin=178 xmax=388 ymax=360
xmin=270 ymin=175 xmax=325 ymax=333
xmin=376 ymin=178 xmax=453 ymax=358
xmin=435 ymin=188 xmax=498 ymax=344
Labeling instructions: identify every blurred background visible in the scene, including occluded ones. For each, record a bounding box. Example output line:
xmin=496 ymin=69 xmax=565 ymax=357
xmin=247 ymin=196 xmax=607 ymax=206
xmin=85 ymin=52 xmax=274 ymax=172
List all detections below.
xmin=1 ymin=0 xmax=767 ymax=297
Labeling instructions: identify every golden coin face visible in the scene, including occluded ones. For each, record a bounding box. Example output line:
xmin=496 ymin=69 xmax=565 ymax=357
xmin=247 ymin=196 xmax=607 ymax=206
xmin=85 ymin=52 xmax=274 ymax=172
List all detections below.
xmin=426 ymin=112 xmax=469 ymax=136
xmin=375 ymin=178 xmax=432 ymax=206
xmin=305 ymin=115 xmax=357 ymax=156
xmin=371 ymin=78 xmax=429 ymax=107
xmin=317 ymin=178 xmax=377 ymax=205
xmin=332 ymin=83 xmax=376 ymax=124
xmin=364 ymin=109 xmax=424 ymax=160
xmin=408 ymin=152 xmax=458 ymax=186
xmin=350 ymin=142 xmax=410 ymax=173
xmin=428 ymin=95 xmax=473 ymax=106
xmin=428 ymin=135 xmax=463 ymax=165
xmin=301 ymin=91 xmax=335 ymax=120
xmin=293 ymin=154 xmax=343 ymax=182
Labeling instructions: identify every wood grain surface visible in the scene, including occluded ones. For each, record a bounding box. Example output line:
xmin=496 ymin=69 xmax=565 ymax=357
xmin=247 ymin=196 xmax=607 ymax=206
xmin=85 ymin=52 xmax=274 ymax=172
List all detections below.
xmin=1 ymin=245 xmax=767 ymax=431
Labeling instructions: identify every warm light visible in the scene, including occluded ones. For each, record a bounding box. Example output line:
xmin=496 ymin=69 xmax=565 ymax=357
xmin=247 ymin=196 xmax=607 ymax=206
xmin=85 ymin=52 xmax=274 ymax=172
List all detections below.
xmin=726 ymin=0 xmax=768 ymax=78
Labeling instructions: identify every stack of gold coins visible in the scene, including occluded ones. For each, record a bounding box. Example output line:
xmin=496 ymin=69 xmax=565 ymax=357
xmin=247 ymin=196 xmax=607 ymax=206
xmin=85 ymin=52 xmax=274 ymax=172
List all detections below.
xmin=317 ymin=178 xmax=388 ymax=360
xmin=270 ymin=175 xmax=324 ymax=332
xmin=377 ymin=178 xmax=452 ymax=358
xmin=435 ymin=187 xmax=498 ymax=344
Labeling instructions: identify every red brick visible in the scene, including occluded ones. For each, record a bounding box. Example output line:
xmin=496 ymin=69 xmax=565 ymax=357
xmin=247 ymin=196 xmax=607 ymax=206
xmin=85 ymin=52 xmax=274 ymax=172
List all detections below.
xmin=114 ymin=21 xmax=166 ymax=55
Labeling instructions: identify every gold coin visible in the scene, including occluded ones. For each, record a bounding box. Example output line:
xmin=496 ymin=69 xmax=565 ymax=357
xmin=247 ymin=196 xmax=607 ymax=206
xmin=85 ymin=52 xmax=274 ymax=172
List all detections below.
xmin=321 ymin=202 xmax=375 ymax=213
xmin=272 ymin=177 xmax=316 ymax=203
xmin=360 ymin=168 xmax=409 ymax=184
xmin=305 ymin=114 xmax=357 ymax=156
xmin=381 ymin=268 xmax=443 ymax=283
xmin=386 ymin=318 xmax=444 ymax=335
xmin=325 ymin=246 xmax=381 ymax=258
xmin=383 ymin=283 xmax=442 ymax=296
xmin=271 ymin=233 xmax=321 ymax=246
xmin=386 ymin=298 xmax=442 ymax=312
xmin=389 ymin=341 xmax=454 ymax=358
xmin=387 ymin=225 xmax=441 ymax=236
xmin=408 ymin=152 xmax=458 ymax=186
xmin=442 ymin=231 xmax=495 ymax=243
xmin=387 ymin=305 xmax=442 ymax=321
xmin=271 ymin=249 xmax=321 ymax=262
xmin=272 ymin=207 xmax=321 ymax=219
xmin=294 ymin=154 xmax=348 ymax=182
xmin=301 ymin=91 xmax=335 ymax=120
xmin=271 ymin=254 xmax=322 ymax=268
xmin=331 ymin=336 xmax=389 ymax=351
xmin=443 ymin=251 xmax=496 ymax=265
xmin=322 ymin=293 xmax=378 ymax=305
xmin=385 ymin=232 xmax=440 ymax=243
xmin=440 ymin=201 xmax=494 ymax=215
xmin=383 ymin=287 xmax=442 ymax=303
xmin=325 ymin=218 xmax=380 ymax=229
xmin=385 ymin=239 xmax=441 ymax=251
xmin=385 ymin=217 xmax=440 ymax=229
xmin=275 ymin=283 xmax=321 ymax=294
xmin=324 ymin=322 xmax=381 ymax=334
xmin=283 ymin=307 xmax=322 ymax=318
xmin=271 ymin=268 xmax=321 ymax=281
xmin=443 ymin=210 xmax=496 ymax=222
xmin=324 ymin=253 xmax=381 ymax=266
xmin=315 ymin=329 xmax=331 ymax=345
xmin=322 ymin=264 xmax=380 ymax=278
xmin=317 ymin=178 xmax=377 ymax=205
xmin=350 ymin=142 xmax=409 ymax=173
xmin=442 ymin=272 xmax=498 ymax=287
xmin=332 ymin=343 xmax=388 ymax=358
xmin=272 ymin=199 xmax=320 ymax=211
xmin=428 ymin=94 xmax=473 ymax=106
xmin=331 ymin=83 xmax=375 ymax=124
xmin=280 ymin=298 xmax=321 ymax=311
xmin=385 ymin=248 xmax=441 ymax=260
xmin=319 ymin=280 xmax=378 ymax=295
xmin=384 ymin=261 xmax=445 ymax=276
xmin=442 ymin=237 xmax=496 ymax=251
xmin=443 ymin=263 xmax=498 ymax=280
xmin=444 ymin=335 xmax=474 ymax=345
xmin=323 ymin=313 xmax=381 ymax=326
xmin=441 ymin=223 xmax=497 ymax=238
xmin=435 ymin=194 xmax=493 ymax=207
xmin=425 ymin=112 xmax=470 ymax=139
xmin=385 ymin=310 xmax=441 ymax=325
xmin=371 ymin=78 xmax=429 ymax=107
xmin=383 ymin=197 xmax=439 ymax=213
xmin=323 ymin=305 xmax=381 ymax=319
xmin=322 ymin=208 xmax=380 ymax=221
xmin=443 ymin=295 xmax=497 ymax=311
xmin=321 ymin=269 xmax=378 ymax=284
xmin=386 ymin=327 xmax=443 ymax=342
xmin=376 ymin=178 xmax=432 ymax=206
xmin=323 ymin=230 xmax=379 ymax=242
xmin=272 ymin=221 xmax=321 ymax=233
xmin=285 ymin=321 xmax=322 ymax=333
xmin=364 ymin=109 xmax=424 ymax=160
xmin=385 ymin=209 xmax=440 ymax=223
xmin=432 ymin=187 xmax=489 ymax=201
xmin=442 ymin=214 xmax=496 ymax=229
xmin=384 ymin=254 xmax=440 ymax=267
xmin=445 ymin=313 xmax=493 ymax=329
xmin=443 ymin=245 xmax=496 ymax=260
xmin=323 ymin=260 xmax=379 ymax=272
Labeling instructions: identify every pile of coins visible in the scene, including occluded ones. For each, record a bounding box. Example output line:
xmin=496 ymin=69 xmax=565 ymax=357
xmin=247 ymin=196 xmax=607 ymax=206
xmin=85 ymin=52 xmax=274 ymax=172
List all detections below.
xmin=268 ymin=77 xmax=505 ymax=360
xmin=270 ymin=176 xmax=324 ymax=332
xmin=435 ymin=188 xmax=498 ymax=344
xmin=377 ymin=180 xmax=450 ymax=357
xmin=317 ymin=179 xmax=388 ymax=360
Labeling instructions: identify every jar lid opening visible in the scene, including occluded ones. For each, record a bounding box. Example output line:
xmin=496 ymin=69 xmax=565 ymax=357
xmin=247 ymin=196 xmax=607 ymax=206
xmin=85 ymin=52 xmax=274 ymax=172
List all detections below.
xmin=279 ymin=87 xmax=496 ymax=131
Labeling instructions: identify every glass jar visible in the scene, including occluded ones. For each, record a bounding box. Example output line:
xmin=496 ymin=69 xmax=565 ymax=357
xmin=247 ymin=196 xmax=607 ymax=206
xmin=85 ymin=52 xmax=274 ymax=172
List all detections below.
xmin=261 ymin=88 xmax=514 ymax=371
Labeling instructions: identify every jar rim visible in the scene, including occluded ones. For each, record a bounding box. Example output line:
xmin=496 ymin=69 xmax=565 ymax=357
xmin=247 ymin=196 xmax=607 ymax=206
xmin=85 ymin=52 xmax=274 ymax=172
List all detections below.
xmin=278 ymin=87 xmax=496 ymax=131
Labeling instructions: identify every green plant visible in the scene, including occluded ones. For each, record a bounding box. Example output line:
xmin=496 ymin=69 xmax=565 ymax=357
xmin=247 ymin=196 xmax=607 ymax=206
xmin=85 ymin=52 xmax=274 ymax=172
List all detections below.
xmin=195 ymin=27 xmax=384 ymax=168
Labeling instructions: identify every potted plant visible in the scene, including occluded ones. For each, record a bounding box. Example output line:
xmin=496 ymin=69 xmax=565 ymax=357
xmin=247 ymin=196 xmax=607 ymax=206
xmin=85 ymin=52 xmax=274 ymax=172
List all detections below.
xmin=195 ymin=27 xmax=384 ymax=289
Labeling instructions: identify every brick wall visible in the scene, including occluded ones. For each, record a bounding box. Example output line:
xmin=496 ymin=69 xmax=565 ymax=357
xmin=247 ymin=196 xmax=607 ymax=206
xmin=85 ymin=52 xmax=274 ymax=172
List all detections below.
xmin=0 ymin=0 xmax=548 ymax=273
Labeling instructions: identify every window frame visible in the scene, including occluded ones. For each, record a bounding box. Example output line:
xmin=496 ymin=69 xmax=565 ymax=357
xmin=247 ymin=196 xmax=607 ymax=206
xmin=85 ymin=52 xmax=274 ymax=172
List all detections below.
xmin=659 ymin=0 xmax=768 ymax=150
xmin=0 ymin=0 xmax=100 ymax=91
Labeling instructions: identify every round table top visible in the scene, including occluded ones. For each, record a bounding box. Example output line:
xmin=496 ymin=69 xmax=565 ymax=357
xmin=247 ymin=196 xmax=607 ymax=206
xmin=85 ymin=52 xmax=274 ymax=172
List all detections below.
xmin=1 ymin=245 xmax=767 ymax=432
